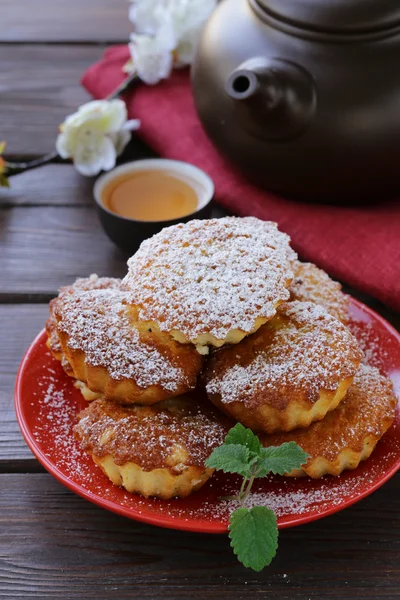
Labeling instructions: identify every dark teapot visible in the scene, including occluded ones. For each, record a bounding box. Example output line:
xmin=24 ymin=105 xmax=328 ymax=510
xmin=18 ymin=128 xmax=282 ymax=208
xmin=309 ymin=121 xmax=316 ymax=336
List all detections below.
xmin=191 ymin=0 xmax=400 ymax=203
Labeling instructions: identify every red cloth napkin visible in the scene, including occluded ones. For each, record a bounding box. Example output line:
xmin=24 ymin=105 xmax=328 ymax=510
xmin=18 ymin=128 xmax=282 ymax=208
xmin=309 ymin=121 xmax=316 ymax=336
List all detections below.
xmin=82 ymin=45 xmax=400 ymax=313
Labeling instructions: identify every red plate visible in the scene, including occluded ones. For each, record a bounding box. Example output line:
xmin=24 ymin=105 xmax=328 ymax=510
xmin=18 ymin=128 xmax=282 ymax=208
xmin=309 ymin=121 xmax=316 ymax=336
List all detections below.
xmin=15 ymin=298 xmax=400 ymax=534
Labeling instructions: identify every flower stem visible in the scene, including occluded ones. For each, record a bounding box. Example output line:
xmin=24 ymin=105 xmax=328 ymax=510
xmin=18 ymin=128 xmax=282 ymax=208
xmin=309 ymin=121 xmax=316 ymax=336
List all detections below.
xmin=4 ymin=71 xmax=140 ymax=174
xmin=5 ymin=151 xmax=59 ymax=174
xmin=106 ymin=70 xmax=139 ymax=101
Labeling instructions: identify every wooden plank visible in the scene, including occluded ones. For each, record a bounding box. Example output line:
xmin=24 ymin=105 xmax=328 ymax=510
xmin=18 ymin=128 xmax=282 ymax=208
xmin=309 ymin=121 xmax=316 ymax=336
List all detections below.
xmin=0 ymin=165 xmax=95 ymax=207
xmin=0 ymin=0 xmax=131 ymax=43
xmin=0 ymin=389 xmax=37 ymax=469
xmin=0 ymin=45 xmax=104 ymax=156
xmin=0 ymin=305 xmax=49 ymax=464
xmin=0 ymin=473 xmax=399 ymax=598
xmin=0 ymin=205 xmax=129 ymax=297
xmin=0 ymin=304 xmax=48 ymax=394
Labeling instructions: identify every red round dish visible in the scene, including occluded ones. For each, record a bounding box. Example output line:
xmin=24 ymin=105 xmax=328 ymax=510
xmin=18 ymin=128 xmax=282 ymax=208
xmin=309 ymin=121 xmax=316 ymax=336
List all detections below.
xmin=15 ymin=297 xmax=400 ymax=534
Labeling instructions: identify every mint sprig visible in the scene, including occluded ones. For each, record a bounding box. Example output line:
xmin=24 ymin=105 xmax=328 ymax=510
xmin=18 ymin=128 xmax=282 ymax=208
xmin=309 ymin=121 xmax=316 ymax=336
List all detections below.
xmin=206 ymin=423 xmax=309 ymax=572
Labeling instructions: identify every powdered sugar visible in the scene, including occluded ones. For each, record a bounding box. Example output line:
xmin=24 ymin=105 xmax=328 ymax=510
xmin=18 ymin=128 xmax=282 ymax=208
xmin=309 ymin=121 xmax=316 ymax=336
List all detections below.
xmin=33 ymin=373 xmax=90 ymax=481
xmin=289 ymin=261 xmax=349 ymax=324
xmin=348 ymin=318 xmax=390 ymax=371
xmin=56 ymin=287 xmax=185 ymax=391
xmin=206 ymin=302 xmax=363 ymax=407
xmin=75 ymin=397 xmax=229 ymax=469
xmin=123 ymin=217 xmax=296 ymax=342
xmin=209 ymin=473 xmax=380 ymax=518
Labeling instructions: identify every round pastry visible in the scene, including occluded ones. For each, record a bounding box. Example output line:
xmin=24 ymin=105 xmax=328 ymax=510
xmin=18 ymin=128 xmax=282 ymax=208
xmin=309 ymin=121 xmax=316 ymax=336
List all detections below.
xmin=261 ymin=364 xmax=397 ymax=477
xmin=46 ymin=274 xmax=121 ymax=378
xmin=74 ymin=394 xmax=230 ymax=499
xmin=203 ymin=301 xmax=363 ymax=433
xmin=122 ymin=217 xmax=296 ymax=354
xmin=52 ymin=278 xmax=204 ymax=405
xmin=46 ymin=308 xmax=74 ymax=377
xmin=289 ymin=261 xmax=349 ymax=324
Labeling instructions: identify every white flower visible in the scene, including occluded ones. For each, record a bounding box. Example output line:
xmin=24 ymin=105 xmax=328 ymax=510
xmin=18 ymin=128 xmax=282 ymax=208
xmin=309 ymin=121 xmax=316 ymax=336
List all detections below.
xmin=128 ymin=0 xmax=217 ymax=85
xmin=56 ymin=100 xmax=140 ymax=176
xmin=130 ymin=18 xmax=175 ymax=85
xmin=129 ymin=0 xmax=169 ymax=35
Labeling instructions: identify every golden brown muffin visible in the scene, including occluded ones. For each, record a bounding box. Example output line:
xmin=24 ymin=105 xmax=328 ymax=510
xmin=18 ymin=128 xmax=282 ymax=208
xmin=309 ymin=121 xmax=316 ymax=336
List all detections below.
xmin=122 ymin=217 xmax=296 ymax=354
xmin=203 ymin=301 xmax=363 ymax=433
xmin=74 ymin=394 xmax=230 ymax=499
xmin=46 ymin=275 xmax=121 ymax=378
xmin=289 ymin=261 xmax=349 ymax=324
xmin=51 ymin=278 xmax=203 ymax=405
xmin=261 ymin=364 xmax=397 ymax=477
xmin=46 ymin=308 xmax=74 ymax=377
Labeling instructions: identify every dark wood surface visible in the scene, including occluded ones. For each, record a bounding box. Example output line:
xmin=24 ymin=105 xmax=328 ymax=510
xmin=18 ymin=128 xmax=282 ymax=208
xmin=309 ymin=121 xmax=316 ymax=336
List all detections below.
xmin=0 ymin=0 xmax=131 ymax=43
xmin=0 ymin=3 xmax=399 ymax=599
xmin=1 ymin=45 xmax=101 ymax=156
xmin=1 ymin=474 xmax=399 ymax=599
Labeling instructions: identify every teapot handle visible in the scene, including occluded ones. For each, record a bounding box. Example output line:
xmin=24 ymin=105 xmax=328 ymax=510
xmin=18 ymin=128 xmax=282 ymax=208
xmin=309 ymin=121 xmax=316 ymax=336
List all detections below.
xmin=226 ymin=58 xmax=316 ymax=141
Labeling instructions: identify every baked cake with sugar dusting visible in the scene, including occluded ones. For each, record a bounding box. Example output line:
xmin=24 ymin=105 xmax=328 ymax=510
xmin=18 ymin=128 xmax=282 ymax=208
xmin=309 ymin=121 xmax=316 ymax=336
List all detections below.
xmin=261 ymin=364 xmax=397 ymax=477
xmin=203 ymin=301 xmax=363 ymax=433
xmin=122 ymin=217 xmax=296 ymax=354
xmin=289 ymin=261 xmax=349 ymax=324
xmin=46 ymin=308 xmax=75 ymax=378
xmin=48 ymin=277 xmax=203 ymax=405
xmin=74 ymin=393 xmax=231 ymax=499
xmin=46 ymin=274 xmax=122 ymax=380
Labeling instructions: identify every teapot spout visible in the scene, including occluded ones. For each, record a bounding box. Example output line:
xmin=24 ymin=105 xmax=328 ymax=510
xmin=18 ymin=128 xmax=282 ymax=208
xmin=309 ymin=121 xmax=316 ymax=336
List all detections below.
xmin=225 ymin=58 xmax=316 ymax=141
xmin=227 ymin=68 xmax=282 ymax=111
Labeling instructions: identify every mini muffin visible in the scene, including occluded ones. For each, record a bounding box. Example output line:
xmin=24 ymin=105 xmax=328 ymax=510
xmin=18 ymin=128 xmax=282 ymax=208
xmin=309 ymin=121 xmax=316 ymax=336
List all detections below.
xmin=46 ymin=308 xmax=74 ymax=377
xmin=122 ymin=217 xmax=296 ymax=354
xmin=204 ymin=301 xmax=363 ymax=433
xmin=74 ymin=394 xmax=230 ymax=499
xmin=46 ymin=275 xmax=121 ymax=379
xmin=289 ymin=261 xmax=349 ymax=324
xmin=261 ymin=364 xmax=397 ymax=477
xmin=51 ymin=279 xmax=204 ymax=405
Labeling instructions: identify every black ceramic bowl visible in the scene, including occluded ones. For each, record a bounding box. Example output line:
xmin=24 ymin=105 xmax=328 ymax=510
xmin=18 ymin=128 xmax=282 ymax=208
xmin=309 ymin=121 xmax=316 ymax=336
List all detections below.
xmin=94 ymin=159 xmax=214 ymax=254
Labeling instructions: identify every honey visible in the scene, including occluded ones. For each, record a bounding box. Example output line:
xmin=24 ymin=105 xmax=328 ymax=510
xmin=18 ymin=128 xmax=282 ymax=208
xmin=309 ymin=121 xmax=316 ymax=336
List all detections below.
xmin=101 ymin=170 xmax=199 ymax=222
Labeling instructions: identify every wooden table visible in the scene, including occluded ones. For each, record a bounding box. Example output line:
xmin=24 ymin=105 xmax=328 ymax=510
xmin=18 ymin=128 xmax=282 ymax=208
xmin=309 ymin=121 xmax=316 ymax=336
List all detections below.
xmin=1 ymin=2 xmax=399 ymax=598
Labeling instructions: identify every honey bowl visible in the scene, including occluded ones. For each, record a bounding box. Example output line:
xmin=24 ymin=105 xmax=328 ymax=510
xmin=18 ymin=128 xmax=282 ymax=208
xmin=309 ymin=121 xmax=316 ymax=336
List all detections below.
xmin=94 ymin=159 xmax=214 ymax=253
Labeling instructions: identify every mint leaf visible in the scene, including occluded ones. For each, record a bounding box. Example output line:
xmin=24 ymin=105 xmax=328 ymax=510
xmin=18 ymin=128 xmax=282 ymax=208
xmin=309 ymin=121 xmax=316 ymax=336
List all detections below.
xmin=225 ymin=423 xmax=262 ymax=457
xmin=255 ymin=442 xmax=309 ymax=477
xmin=229 ymin=506 xmax=278 ymax=571
xmin=205 ymin=444 xmax=257 ymax=478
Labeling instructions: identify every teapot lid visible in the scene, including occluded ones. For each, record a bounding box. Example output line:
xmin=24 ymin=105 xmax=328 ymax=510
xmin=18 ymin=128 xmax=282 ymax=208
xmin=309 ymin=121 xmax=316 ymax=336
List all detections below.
xmin=255 ymin=0 xmax=400 ymax=33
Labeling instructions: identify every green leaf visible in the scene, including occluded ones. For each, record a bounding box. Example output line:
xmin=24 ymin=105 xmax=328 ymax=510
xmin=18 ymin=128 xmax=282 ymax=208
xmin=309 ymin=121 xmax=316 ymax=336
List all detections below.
xmin=225 ymin=423 xmax=262 ymax=457
xmin=255 ymin=442 xmax=309 ymax=477
xmin=229 ymin=506 xmax=278 ymax=571
xmin=205 ymin=444 xmax=257 ymax=478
